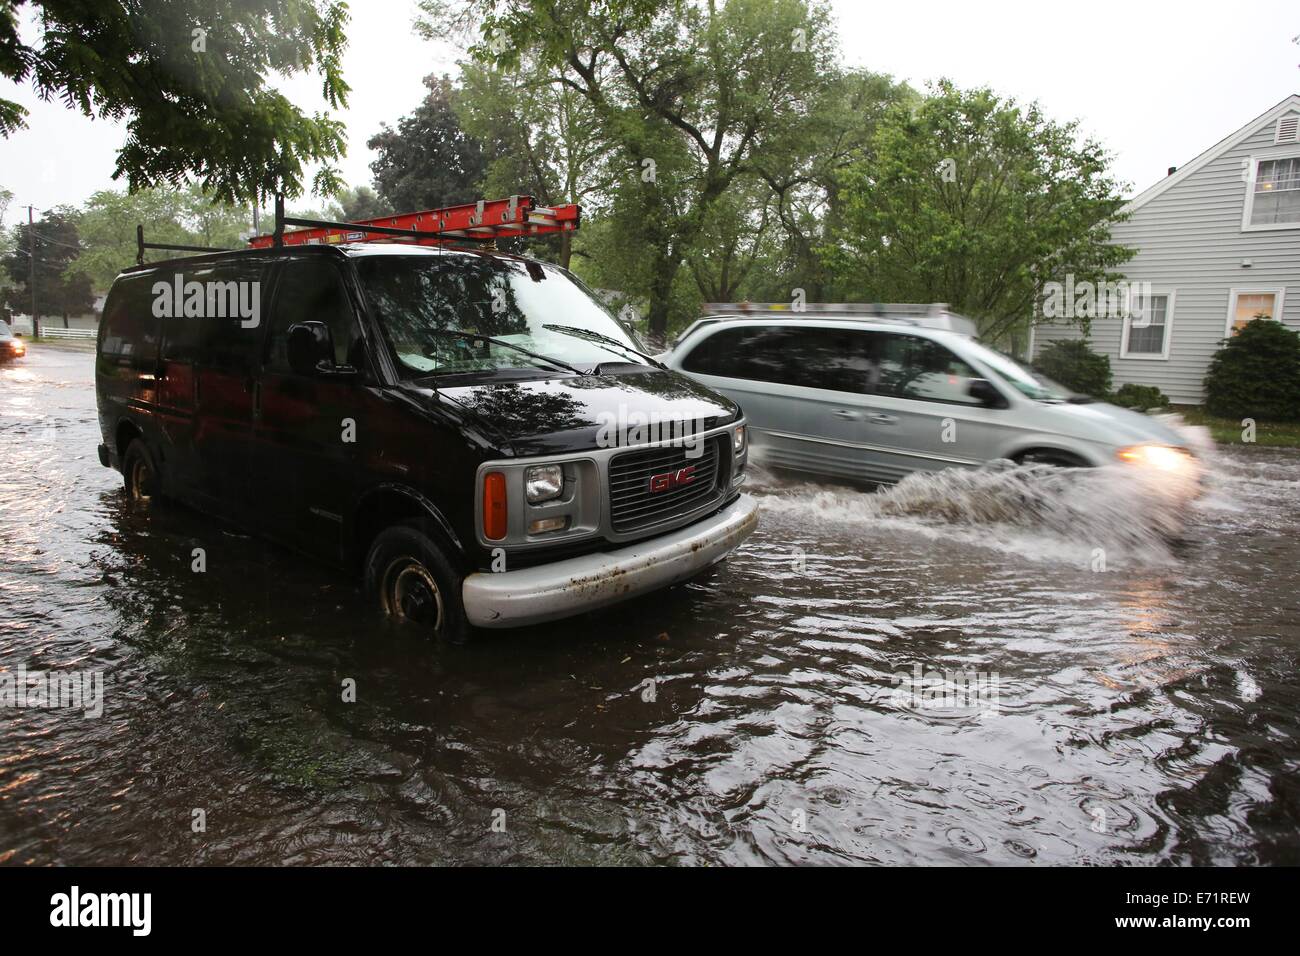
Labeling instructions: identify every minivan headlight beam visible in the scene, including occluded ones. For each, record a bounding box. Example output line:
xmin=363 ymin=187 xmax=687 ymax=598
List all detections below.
xmin=1116 ymin=444 xmax=1193 ymax=473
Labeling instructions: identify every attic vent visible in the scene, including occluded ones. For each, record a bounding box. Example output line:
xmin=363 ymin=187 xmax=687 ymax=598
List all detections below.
xmin=1277 ymin=114 xmax=1300 ymax=144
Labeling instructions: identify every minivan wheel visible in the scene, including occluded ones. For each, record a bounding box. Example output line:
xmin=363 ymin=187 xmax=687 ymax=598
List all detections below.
xmin=122 ymin=439 xmax=160 ymax=503
xmin=1015 ymin=449 xmax=1089 ymax=469
xmin=364 ymin=520 xmax=471 ymax=644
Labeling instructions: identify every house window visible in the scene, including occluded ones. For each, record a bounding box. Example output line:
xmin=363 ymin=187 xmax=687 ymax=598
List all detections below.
xmin=1121 ymin=292 xmax=1172 ymax=359
xmin=1226 ymin=288 xmax=1285 ymax=336
xmin=1244 ymin=153 xmax=1300 ymax=228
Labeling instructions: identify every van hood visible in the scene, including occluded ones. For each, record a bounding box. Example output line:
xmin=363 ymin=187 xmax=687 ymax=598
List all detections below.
xmin=1039 ymin=400 xmax=1189 ymax=448
xmin=415 ymin=368 xmax=741 ymax=456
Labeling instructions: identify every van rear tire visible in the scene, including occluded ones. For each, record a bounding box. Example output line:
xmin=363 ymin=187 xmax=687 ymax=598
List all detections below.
xmin=122 ymin=439 xmax=160 ymax=503
xmin=364 ymin=520 xmax=471 ymax=644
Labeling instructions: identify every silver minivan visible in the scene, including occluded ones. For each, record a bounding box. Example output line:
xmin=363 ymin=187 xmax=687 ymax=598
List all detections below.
xmin=662 ymin=315 xmax=1201 ymax=486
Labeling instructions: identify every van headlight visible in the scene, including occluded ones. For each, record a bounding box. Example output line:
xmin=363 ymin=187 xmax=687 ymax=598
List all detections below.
xmin=733 ymin=425 xmax=746 ymax=454
xmin=1117 ymin=444 xmax=1193 ymax=473
xmin=525 ymin=464 xmax=564 ymax=503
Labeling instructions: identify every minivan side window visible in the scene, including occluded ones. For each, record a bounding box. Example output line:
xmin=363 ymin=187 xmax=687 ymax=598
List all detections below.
xmin=98 ymin=274 xmax=161 ymax=373
xmin=682 ymin=324 xmax=872 ymax=392
xmin=265 ymin=258 xmax=362 ymax=371
xmin=871 ymin=332 xmax=984 ymax=405
xmin=784 ymin=327 xmax=874 ymax=392
xmin=681 ymin=325 xmax=794 ymax=384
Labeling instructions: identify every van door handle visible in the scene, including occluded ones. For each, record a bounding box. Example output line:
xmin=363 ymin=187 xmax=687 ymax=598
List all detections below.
xmin=832 ymin=409 xmax=861 ymax=420
xmin=866 ymin=413 xmax=897 ymax=424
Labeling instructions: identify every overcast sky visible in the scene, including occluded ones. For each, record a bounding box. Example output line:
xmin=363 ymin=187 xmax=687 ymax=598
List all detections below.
xmin=1 ymin=0 xmax=1297 ymax=222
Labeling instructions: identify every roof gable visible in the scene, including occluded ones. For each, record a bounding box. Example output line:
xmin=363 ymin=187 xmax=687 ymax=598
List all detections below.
xmin=1124 ymin=94 xmax=1300 ymax=213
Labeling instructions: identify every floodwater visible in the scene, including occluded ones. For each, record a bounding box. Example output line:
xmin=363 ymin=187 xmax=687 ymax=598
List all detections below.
xmin=2 ymin=346 xmax=1298 ymax=865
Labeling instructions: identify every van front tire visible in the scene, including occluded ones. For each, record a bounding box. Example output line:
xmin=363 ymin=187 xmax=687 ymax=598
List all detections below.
xmin=364 ymin=520 xmax=471 ymax=644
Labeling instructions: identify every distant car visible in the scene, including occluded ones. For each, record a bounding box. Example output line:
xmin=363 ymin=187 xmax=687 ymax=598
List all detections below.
xmin=0 ymin=321 xmax=25 ymax=362
xmin=662 ymin=315 xmax=1200 ymax=486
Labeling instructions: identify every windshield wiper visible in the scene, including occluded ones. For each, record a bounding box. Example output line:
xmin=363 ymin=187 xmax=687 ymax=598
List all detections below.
xmin=541 ymin=324 xmax=667 ymax=369
xmin=426 ymin=328 xmax=586 ymax=377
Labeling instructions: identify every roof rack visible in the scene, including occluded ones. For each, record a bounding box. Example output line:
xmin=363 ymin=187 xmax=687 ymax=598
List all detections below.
xmin=674 ymin=302 xmax=979 ymax=348
xmin=701 ymin=302 xmax=953 ymax=318
xmin=134 ymin=192 xmax=581 ymax=264
xmin=135 ymin=224 xmax=233 ymax=265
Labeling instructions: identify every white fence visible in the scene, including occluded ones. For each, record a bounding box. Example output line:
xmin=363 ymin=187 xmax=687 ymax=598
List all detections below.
xmin=39 ymin=327 xmax=97 ymax=340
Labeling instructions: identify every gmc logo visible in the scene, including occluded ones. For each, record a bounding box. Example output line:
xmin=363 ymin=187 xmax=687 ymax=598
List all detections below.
xmin=648 ymin=465 xmax=696 ymax=493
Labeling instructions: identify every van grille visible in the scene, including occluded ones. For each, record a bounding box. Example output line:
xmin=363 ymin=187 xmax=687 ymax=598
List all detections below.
xmin=608 ymin=437 xmax=725 ymax=534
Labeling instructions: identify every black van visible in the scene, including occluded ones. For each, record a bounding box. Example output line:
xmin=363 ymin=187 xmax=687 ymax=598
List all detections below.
xmin=95 ymin=243 xmax=757 ymax=641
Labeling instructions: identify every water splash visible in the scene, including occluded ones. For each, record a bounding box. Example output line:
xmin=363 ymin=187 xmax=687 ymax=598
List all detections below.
xmin=749 ymin=456 xmax=1205 ymax=570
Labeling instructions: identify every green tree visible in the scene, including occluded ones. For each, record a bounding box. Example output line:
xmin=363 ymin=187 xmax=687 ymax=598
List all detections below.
xmin=334 ymin=184 xmax=388 ymax=220
xmin=368 ymin=73 xmax=487 ymax=212
xmin=748 ymin=69 xmax=914 ymax=302
xmin=825 ymin=80 xmax=1133 ymax=345
xmin=73 ymin=185 xmax=253 ymax=291
xmin=422 ymin=0 xmax=843 ymax=341
xmin=0 ymin=0 xmax=350 ymax=203
xmin=457 ymin=57 xmax=616 ymax=268
xmin=684 ymin=181 xmax=778 ymax=302
xmin=1 ymin=208 xmax=93 ymax=332
xmin=74 ymin=188 xmax=189 ymax=291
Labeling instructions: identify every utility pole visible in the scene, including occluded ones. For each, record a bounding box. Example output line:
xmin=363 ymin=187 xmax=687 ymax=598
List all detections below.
xmin=25 ymin=205 xmax=38 ymax=339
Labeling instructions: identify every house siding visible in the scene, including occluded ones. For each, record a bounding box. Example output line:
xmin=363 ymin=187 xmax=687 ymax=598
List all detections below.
xmin=1033 ymin=104 xmax=1300 ymax=405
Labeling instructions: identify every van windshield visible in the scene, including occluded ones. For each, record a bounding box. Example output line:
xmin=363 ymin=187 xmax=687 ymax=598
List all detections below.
xmin=355 ymin=254 xmax=646 ymax=379
xmin=963 ymin=339 xmax=1071 ymax=401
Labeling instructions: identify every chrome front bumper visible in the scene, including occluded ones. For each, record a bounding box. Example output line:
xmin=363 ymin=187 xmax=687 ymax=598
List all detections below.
xmin=462 ymin=493 xmax=759 ymax=628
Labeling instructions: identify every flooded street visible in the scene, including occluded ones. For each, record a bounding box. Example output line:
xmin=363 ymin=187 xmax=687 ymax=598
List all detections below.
xmin=2 ymin=346 xmax=1299 ymax=866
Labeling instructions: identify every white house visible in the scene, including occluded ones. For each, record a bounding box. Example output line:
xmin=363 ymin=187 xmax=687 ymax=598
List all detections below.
xmin=1032 ymin=94 xmax=1300 ymax=405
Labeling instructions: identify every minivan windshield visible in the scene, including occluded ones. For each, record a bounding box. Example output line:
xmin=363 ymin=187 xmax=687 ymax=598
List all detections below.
xmin=962 ymin=339 xmax=1071 ymax=401
xmin=355 ymin=253 xmax=647 ymax=379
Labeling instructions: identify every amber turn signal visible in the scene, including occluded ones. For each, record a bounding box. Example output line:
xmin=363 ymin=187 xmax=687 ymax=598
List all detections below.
xmin=483 ymin=471 xmax=508 ymax=540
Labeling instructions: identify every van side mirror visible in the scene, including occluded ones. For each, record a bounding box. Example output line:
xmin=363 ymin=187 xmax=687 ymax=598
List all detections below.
xmin=287 ymin=321 xmax=358 ymax=379
xmin=967 ymin=378 xmax=1008 ymax=408
xmin=287 ymin=322 xmax=331 ymax=375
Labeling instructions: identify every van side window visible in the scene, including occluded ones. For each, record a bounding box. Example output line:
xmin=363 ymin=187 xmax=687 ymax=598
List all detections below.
xmin=266 ymin=258 xmax=361 ymax=371
xmin=871 ymin=332 xmax=983 ymax=405
xmin=156 ymin=259 xmax=268 ymax=372
xmin=98 ymin=274 xmax=160 ymax=372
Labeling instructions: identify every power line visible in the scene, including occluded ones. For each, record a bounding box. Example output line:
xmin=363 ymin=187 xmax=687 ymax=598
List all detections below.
xmin=28 ymin=230 xmax=84 ymax=252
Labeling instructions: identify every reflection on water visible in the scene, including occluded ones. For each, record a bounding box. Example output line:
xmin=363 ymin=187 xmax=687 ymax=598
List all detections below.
xmin=2 ymin=348 xmax=1298 ymax=865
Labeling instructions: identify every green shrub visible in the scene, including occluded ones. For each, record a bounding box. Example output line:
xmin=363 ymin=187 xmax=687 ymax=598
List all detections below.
xmin=1033 ymin=339 xmax=1112 ymax=398
xmin=1111 ymin=383 xmax=1169 ymax=410
xmin=1203 ymin=318 xmax=1300 ymax=422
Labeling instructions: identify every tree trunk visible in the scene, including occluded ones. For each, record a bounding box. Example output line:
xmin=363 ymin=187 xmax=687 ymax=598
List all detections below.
xmin=645 ymin=251 xmax=683 ymax=348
